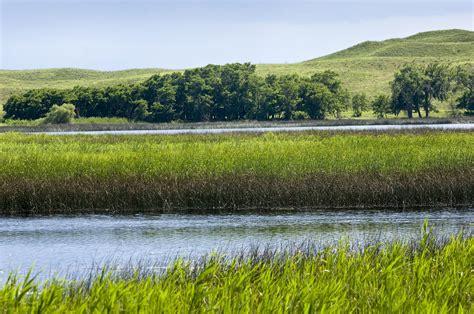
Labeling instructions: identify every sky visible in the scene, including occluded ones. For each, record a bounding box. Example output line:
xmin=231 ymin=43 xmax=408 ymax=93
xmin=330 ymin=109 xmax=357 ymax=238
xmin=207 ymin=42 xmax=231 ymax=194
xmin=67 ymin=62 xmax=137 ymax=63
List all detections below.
xmin=0 ymin=0 xmax=472 ymax=70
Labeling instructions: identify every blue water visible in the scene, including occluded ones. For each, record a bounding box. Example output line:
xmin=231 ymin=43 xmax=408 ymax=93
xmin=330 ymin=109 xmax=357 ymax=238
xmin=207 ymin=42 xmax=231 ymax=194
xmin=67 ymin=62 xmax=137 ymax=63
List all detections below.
xmin=0 ymin=209 xmax=472 ymax=281
xmin=35 ymin=123 xmax=474 ymax=136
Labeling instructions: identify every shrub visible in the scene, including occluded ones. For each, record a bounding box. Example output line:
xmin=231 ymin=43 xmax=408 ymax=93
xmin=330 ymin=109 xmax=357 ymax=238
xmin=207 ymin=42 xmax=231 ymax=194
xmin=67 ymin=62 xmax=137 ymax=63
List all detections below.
xmin=43 ymin=103 xmax=76 ymax=124
xmin=292 ymin=111 xmax=310 ymax=120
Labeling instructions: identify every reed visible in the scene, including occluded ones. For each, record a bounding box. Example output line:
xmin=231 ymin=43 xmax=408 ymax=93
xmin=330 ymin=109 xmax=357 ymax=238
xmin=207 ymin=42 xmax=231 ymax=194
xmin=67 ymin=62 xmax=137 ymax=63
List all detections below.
xmin=1 ymin=234 xmax=472 ymax=312
xmin=0 ymin=130 xmax=472 ymax=214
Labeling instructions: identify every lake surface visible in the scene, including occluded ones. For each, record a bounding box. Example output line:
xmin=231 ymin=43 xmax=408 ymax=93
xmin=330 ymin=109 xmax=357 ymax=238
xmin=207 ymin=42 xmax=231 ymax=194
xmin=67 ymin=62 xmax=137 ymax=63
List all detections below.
xmin=36 ymin=123 xmax=473 ymax=136
xmin=1 ymin=209 xmax=472 ymax=281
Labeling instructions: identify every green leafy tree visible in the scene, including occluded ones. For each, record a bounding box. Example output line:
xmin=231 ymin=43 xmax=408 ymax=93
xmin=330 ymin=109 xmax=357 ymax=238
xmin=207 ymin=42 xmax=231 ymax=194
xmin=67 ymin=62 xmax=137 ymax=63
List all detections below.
xmin=391 ymin=64 xmax=424 ymax=118
xmin=454 ymin=67 xmax=474 ymax=115
xmin=130 ymin=100 xmax=150 ymax=121
xmin=310 ymin=71 xmax=349 ymax=118
xmin=372 ymin=95 xmax=392 ymax=118
xmin=4 ymin=89 xmax=67 ymax=120
xmin=253 ymin=75 xmax=280 ymax=120
xmin=151 ymin=79 xmax=178 ymax=122
xmin=150 ymin=102 xmax=175 ymax=122
xmin=70 ymin=86 xmax=95 ymax=118
xmin=300 ymin=82 xmax=335 ymax=119
xmin=351 ymin=93 xmax=369 ymax=117
xmin=4 ymin=63 xmax=353 ymax=123
xmin=181 ymin=72 xmax=213 ymax=121
xmin=277 ymin=75 xmax=301 ymax=120
xmin=420 ymin=63 xmax=451 ymax=117
xmin=217 ymin=63 xmax=257 ymax=120
xmin=391 ymin=63 xmax=451 ymax=118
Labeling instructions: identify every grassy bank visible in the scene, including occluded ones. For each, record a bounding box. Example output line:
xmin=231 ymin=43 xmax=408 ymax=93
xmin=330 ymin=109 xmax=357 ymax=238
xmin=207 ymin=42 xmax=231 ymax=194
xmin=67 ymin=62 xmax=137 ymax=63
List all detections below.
xmin=0 ymin=130 xmax=472 ymax=214
xmin=1 ymin=234 xmax=472 ymax=312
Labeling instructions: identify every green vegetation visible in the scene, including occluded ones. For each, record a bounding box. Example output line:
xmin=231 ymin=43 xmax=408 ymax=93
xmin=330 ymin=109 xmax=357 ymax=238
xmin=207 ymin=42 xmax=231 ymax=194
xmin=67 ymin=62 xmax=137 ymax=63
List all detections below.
xmin=0 ymin=116 xmax=131 ymax=128
xmin=4 ymin=64 xmax=352 ymax=123
xmin=455 ymin=67 xmax=474 ymax=115
xmin=1 ymin=29 xmax=472 ymax=117
xmin=0 ymin=68 xmax=169 ymax=106
xmin=258 ymin=29 xmax=474 ymax=99
xmin=43 ymin=103 xmax=76 ymax=124
xmin=0 ymin=131 xmax=472 ymax=214
xmin=1 ymin=234 xmax=472 ymax=312
xmin=3 ymin=60 xmax=471 ymax=124
xmin=391 ymin=63 xmax=451 ymax=118
xmin=372 ymin=94 xmax=392 ymax=118
xmin=351 ymin=93 xmax=369 ymax=117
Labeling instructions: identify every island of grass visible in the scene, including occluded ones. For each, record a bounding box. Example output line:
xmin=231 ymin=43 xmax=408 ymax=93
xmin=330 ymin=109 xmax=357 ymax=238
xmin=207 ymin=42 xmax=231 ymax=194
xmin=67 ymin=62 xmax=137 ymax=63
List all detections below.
xmin=0 ymin=129 xmax=472 ymax=214
xmin=2 ymin=234 xmax=472 ymax=312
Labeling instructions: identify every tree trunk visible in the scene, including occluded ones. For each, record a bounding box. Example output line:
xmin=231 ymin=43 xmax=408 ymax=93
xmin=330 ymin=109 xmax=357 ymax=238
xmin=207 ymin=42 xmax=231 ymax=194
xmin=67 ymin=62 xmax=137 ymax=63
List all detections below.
xmin=424 ymin=96 xmax=431 ymax=118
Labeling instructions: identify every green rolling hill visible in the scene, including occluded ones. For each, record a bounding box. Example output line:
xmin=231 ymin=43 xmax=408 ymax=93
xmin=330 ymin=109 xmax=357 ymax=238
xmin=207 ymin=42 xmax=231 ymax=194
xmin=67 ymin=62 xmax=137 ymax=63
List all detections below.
xmin=1 ymin=29 xmax=473 ymax=108
xmin=257 ymin=29 xmax=474 ymax=98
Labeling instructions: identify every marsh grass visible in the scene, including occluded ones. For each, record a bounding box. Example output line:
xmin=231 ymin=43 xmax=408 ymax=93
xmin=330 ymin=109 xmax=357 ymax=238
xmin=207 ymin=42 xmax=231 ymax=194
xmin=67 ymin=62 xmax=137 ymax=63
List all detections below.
xmin=1 ymin=233 xmax=472 ymax=312
xmin=0 ymin=131 xmax=472 ymax=214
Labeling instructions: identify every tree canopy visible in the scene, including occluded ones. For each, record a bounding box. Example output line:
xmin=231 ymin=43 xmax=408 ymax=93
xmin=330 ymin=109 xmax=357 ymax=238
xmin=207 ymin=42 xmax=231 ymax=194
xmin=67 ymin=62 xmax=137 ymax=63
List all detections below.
xmin=391 ymin=63 xmax=452 ymax=118
xmin=4 ymin=64 xmax=350 ymax=122
xmin=4 ymin=62 xmax=470 ymax=122
xmin=454 ymin=66 xmax=474 ymax=115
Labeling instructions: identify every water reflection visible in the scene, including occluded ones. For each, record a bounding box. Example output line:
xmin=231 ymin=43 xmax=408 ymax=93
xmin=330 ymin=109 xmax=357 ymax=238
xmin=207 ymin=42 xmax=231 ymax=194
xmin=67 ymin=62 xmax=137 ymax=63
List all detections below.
xmin=0 ymin=209 xmax=472 ymax=280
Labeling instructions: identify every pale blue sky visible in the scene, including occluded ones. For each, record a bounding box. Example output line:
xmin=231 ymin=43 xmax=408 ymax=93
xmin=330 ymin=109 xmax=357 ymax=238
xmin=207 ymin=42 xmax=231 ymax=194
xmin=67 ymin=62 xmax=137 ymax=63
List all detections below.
xmin=1 ymin=0 xmax=472 ymax=70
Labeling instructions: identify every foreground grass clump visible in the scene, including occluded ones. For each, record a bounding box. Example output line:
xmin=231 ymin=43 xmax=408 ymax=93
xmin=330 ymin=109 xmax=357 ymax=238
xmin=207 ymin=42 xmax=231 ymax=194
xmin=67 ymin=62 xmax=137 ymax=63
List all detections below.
xmin=0 ymin=131 xmax=472 ymax=213
xmin=1 ymin=235 xmax=472 ymax=312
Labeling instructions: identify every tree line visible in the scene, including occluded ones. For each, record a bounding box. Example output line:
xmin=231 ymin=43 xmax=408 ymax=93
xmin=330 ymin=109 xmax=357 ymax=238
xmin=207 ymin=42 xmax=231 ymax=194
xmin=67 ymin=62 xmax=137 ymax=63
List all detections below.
xmin=389 ymin=63 xmax=473 ymax=118
xmin=4 ymin=64 xmax=350 ymax=122
xmin=3 ymin=63 xmax=473 ymax=123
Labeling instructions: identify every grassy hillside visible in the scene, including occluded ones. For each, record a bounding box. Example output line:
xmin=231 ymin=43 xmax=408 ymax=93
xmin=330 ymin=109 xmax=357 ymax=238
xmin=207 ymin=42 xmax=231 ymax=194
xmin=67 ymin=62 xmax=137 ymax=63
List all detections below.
xmin=257 ymin=29 xmax=474 ymax=98
xmin=1 ymin=29 xmax=473 ymax=108
xmin=0 ymin=68 xmax=171 ymax=106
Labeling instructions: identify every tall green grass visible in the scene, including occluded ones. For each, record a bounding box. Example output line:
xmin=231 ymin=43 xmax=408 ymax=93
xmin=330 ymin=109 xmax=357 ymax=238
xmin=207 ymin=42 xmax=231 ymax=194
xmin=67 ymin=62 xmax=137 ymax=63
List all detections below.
xmin=1 ymin=234 xmax=472 ymax=312
xmin=0 ymin=130 xmax=472 ymax=213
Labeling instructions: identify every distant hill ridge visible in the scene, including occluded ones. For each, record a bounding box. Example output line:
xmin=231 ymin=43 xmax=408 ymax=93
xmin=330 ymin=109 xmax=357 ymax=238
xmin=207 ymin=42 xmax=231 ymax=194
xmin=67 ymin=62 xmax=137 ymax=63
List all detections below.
xmin=307 ymin=29 xmax=474 ymax=61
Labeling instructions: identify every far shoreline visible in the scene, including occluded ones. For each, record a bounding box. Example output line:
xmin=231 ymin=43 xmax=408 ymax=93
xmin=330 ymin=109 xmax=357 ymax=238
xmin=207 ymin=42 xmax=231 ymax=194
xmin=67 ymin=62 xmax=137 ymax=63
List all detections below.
xmin=1 ymin=117 xmax=473 ymax=134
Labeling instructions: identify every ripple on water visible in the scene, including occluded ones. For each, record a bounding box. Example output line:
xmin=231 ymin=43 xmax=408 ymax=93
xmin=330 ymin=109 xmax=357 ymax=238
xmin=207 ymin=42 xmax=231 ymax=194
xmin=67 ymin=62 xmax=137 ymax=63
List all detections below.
xmin=0 ymin=209 xmax=472 ymax=280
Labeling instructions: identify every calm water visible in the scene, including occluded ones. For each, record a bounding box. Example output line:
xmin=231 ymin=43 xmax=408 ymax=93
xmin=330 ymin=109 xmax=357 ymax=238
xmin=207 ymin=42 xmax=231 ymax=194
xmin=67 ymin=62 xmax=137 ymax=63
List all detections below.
xmin=0 ymin=209 xmax=472 ymax=280
xmin=38 ymin=123 xmax=473 ymax=136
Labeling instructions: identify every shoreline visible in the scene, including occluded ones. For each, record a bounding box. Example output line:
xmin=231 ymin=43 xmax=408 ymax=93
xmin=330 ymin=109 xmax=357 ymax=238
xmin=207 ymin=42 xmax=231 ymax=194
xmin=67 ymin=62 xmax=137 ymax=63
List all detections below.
xmin=1 ymin=117 xmax=472 ymax=133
